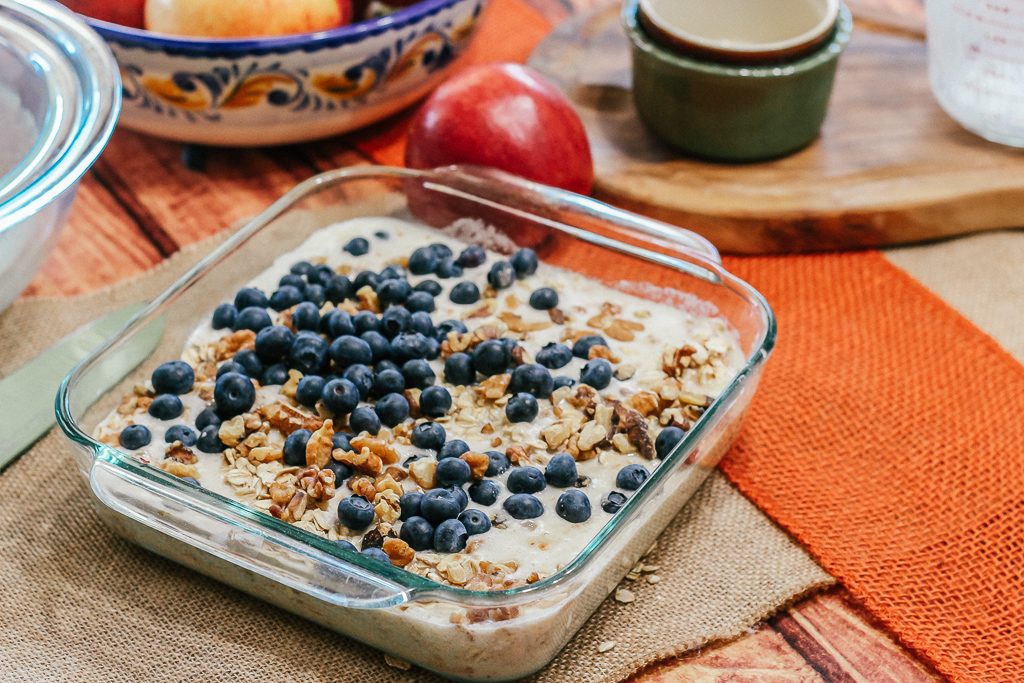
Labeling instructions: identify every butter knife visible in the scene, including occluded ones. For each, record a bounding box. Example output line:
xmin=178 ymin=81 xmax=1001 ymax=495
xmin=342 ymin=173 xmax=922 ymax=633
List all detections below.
xmin=0 ymin=304 xmax=163 ymax=470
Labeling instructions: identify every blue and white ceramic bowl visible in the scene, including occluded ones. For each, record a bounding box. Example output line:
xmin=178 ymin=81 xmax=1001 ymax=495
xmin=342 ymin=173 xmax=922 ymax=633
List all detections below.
xmin=85 ymin=0 xmax=488 ymax=146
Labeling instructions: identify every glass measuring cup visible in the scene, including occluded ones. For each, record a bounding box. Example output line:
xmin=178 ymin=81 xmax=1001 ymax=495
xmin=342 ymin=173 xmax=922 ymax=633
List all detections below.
xmin=927 ymin=0 xmax=1024 ymax=147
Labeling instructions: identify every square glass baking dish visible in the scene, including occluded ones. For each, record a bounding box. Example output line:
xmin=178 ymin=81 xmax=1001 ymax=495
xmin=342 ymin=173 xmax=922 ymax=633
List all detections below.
xmin=56 ymin=165 xmax=775 ymax=682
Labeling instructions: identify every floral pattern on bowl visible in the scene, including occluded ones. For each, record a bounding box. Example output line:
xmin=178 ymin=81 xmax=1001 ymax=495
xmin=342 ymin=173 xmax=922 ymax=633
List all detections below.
xmin=89 ymin=0 xmax=485 ymax=146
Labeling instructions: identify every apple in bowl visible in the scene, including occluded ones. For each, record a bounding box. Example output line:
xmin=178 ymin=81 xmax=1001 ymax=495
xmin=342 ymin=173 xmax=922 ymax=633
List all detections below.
xmin=60 ymin=0 xmax=146 ymax=28
xmin=144 ymin=0 xmax=353 ymax=37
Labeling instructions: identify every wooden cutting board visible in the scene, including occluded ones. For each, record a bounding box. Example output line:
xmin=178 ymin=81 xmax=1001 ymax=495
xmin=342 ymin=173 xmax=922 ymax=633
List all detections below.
xmin=528 ymin=4 xmax=1024 ymax=253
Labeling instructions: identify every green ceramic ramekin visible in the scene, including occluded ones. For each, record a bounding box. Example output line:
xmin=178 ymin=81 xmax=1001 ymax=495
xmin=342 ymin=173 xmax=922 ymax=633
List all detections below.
xmin=624 ymin=0 xmax=852 ymax=162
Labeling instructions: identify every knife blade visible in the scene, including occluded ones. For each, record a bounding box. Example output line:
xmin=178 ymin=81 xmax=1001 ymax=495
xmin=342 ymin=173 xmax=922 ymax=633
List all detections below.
xmin=0 ymin=303 xmax=163 ymax=470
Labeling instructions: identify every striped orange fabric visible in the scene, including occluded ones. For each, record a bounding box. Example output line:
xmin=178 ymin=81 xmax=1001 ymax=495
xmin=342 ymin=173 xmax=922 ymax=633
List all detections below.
xmin=360 ymin=2 xmax=1024 ymax=679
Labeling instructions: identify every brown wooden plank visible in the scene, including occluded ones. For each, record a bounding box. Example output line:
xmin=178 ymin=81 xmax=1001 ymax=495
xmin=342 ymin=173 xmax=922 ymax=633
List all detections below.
xmin=22 ymin=173 xmax=163 ymax=297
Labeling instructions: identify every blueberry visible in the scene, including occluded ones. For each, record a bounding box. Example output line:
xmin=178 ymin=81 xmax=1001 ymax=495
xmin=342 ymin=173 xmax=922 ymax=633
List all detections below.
xmin=436 ymin=458 xmax=472 ymax=487
xmin=535 ymin=342 xmax=572 ymax=369
xmin=405 ymin=291 xmax=436 ymax=313
xmin=232 ymin=349 xmax=264 ymax=378
xmin=212 ymin=303 xmax=237 ymax=330
xmin=425 ymin=336 xmax=441 ymax=360
xmin=439 ymin=439 xmax=470 ymax=460
xmin=429 ymin=243 xmax=453 ymax=259
xmin=375 ymin=393 xmax=410 ymax=427
xmin=259 ymin=363 xmax=288 ymax=385
xmin=400 ymin=492 xmax=424 ymax=521
xmin=361 ymin=547 xmax=391 ymax=563
xmin=448 ymin=485 xmax=469 ymax=511
xmin=343 ymin=237 xmax=369 ymax=256
xmin=402 ymin=359 xmax=435 ymax=389
xmin=573 ymin=335 xmax=607 ymax=359
xmin=325 ymin=275 xmax=354 ymax=303
xmin=303 ymin=284 xmax=326 ymax=307
xmin=503 ymin=493 xmax=543 ymax=519
xmin=234 ymin=306 xmax=272 ymax=332
xmin=616 ymin=464 xmax=650 ymax=491
xmin=320 ymin=310 xmax=352 ymax=338
xmin=283 ymin=429 xmax=311 ymax=466
xmin=349 ymin=406 xmax=381 ymax=435
xmin=214 ymin=372 xmax=255 ymax=417
xmin=580 ymin=358 xmax=613 ymax=390
xmin=459 ymin=509 xmax=491 ymax=536
xmin=509 ymin=364 xmax=554 ymax=398
xmin=337 ymin=495 xmax=375 ymax=530
xmin=380 ymin=307 xmax=410 ymax=338
xmin=469 ymin=480 xmax=501 ymax=506
xmin=334 ymin=540 xmax=357 ymax=553
xmin=472 ymin=340 xmax=510 ymax=376
xmin=457 ymin=244 xmax=486 ymax=268
xmin=360 ymin=331 xmax=391 ymax=362
xmin=449 ymin=281 xmax=480 ymax=305
xmin=444 ymin=353 xmax=475 ymax=385
xmin=321 ymin=378 xmax=360 ymax=415
xmin=433 ymin=519 xmax=468 ymax=553
xmin=655 ymin=426 xmax=686 ymax=459
xmin=279 ymin=273 xmax=306 ymax=290
xmin=326 ymin=460 xmax=353 ymax=483
xmin=329 ymin=335 xmax=373 ymax=367
xmin=408 ymin=246 xmax=439 ymax=275
xmin=506 ymin=393 xmax=539 ymax=423
xmin=165 ymin=424 xmax=197 ymax=446
xmin=411 ymin=422 xmax=446 ymax=451
xmin=435 ymin=319 xmax=468 ymax=341
xmin=307 ymin=265 xmax=336 ymax=286
xmin=332 ymin=432 xmax=352 ymax=453
xmin=379 ymin=265 xmax=406 ymax=281
xmin=342 ymin=363 xmax=374 ymax=399
xmin=435 ymin=257 xmax=463 ymax=279
xmin=290 ymin=261 xmax=314 ymax=276
xmin=556 ymin=489 xmax=592 ymax=523
xmin=292 ymin=302 xmax=320 ymax=331
xmin=377 ymin=278 xmax=411 ymax=307
xmin=553 ymin=376 xmax=576 ymax=390
xmin=529 ymin=287 xmax=559 ymax=310
xmin=507 ymin=466 xmax=546 ymax=494
xmin=197 ymin=425 xmax=225 ymax=453
xmin=485 ymin=450 xmax=510 ymax=476
xmin=352 ymin=310 xmax=379 ymax=334
xmin=544 ymin=453 xmax=578 ymax=487
xmin=414 ymin=279 xmax=442 ymax=297
xmin=195 ymin=407 xmax=221 ymax=431
xmin=353 ymin=271 xmax=379 ymax=291
xmin=269 ymin=285 xmax=303 ymax=311
xmin=119 ymin=424 xmax=151 ymax=450
xmin=255 ymin=326 xmax=295 ymax=362
xmin=408 ymin=311 xmax=435 ymax=337
xmin=372 ymin=369 xmax=405 ymax=398
xmin=390 ymin=333 xmax=431 ymax=362
xmin=375 ymin=359 xmax=401 ymax=374
xmin=421 ymin=488 xmax=461 ymax=524
xmin=420 ymin=386 xmax=452 ymax=418
xmin=288 ymin=334 xmax=328 ymax=375
xmin=152 ymin=361 xmax=195 ymax=395
xmin=399 ymin=516 xmax=435 ymax=551
xmin=234 ymin=287 xmax=268 ymax=310
xmin=486 ymin=261 xmax=515 ymax=290
xmin=601 ymin=490 xmax=628 ymax=514
xmin=511 ymin=248 xmax=538 ymax=278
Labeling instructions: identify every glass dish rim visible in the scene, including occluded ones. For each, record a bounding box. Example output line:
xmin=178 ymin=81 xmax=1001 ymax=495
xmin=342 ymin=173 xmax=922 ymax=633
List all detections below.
xmin=0 ymin=0 xmax=121 ymax=236
xmin=56 ymin=164 xmax=776 ymax=606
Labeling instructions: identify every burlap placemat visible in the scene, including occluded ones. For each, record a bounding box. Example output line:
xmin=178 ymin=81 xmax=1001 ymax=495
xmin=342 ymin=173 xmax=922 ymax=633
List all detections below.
xmin=0 ymin=231 xmax=830 ymax=682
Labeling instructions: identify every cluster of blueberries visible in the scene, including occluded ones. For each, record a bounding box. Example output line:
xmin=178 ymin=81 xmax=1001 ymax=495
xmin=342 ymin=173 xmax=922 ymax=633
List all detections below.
xmin=116 ymin=233 xmax=690 ymax=559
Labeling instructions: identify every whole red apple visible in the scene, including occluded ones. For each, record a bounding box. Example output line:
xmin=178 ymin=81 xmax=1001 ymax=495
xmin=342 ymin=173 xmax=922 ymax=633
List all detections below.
xmin=61 ymin=0 xmax=146 ymax=28
xmin=405 ymin=63 xmax=594 ymax=195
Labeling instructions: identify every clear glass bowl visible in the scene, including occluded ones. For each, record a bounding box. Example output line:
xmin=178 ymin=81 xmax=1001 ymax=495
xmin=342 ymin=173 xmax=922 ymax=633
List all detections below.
xmin=0 ymin=0 xmax=120 ymax=311
xmin=57 ymin=166 xmax=775 ymax=681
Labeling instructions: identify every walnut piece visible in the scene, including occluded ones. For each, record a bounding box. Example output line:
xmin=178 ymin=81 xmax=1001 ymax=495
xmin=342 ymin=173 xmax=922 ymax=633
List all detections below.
xmin=382 ymin=538 xmax=415 ymax=567
xmin=461 ymin=452 xmax=490 ymax=480
xmin=305 ymin=420 xmax=335 ymax=469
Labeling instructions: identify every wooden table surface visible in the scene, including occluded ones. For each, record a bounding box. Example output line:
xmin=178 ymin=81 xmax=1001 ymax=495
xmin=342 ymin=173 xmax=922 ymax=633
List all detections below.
xmin=23 ymin=0 xmax=947 ymax=680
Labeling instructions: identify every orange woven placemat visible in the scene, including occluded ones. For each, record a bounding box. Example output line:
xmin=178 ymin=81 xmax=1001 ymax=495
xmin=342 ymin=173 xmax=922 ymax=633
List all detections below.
xmin=360 ymin=1 xmax=1024 ymax=680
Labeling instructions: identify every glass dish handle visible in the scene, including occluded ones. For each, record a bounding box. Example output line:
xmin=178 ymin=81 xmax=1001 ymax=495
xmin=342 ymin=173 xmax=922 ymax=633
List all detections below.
xmin=429 ymin=164 xmax=723 ymax=263
xmin=89 ymin=458 xmax=412 ymax=609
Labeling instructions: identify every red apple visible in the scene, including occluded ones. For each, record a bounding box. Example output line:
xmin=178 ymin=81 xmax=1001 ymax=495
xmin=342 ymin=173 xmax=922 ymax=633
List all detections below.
xmin=145 ymin=0 xmax=352 ymax=38
xmin=61 ymin=0 xmax=146 ymax=28
xmin=405 ymin=63 xmax=594 ymax=195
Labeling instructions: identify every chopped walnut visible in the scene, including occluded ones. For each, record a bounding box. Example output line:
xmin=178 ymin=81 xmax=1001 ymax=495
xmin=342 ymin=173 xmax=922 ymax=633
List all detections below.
xmin=613 ymin=403 xmax=655 ymax=459
xmin=588 ymin=344 xmax=621 ymax=363
xmin=337 ymin=447 xmax=383 ymax=475
xmin=629 ymin=391 xmax=662 ymax=416
xmin=548 ymin=308 xmax=566 ymax=325
xmin=506 ymin=444 xmax=531 ymax=465
xmin=498 ymin=311 xmax=552 ymax=333
xmin=348 ymin=476 xmax=377 ymax=501
xmin=461 ymin=452 xmax=490 ymax=479
xmin=165 ymin=442 xmax=197 ymax=464
xmin=215 ymin=330 xmax=256 ymax=360
xmin=305 ymin=420 xmax=335 ymax=468
xmin=160 ymin=460 xmax=199 ymax=479
xmin=382 ymin=538 xmax=415 ymax=567
xmin=260 ymin=402 xmax=323 ymax=435
xmin=408 ymin=459 xmax=437 ymax=489
xmin=218 ymin=416 xmax=247 ymax=447
xmin=350 ymin=435 xmax=400 ymax=465
xmin=356 ymin=285 xmax=380 ymax=312
xmin=476 ymin=373 xmax=511 ymax=401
